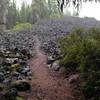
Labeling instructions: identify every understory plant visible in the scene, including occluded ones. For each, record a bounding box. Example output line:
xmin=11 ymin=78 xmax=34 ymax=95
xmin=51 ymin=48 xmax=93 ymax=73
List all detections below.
xmin=11 ymin=22 xmax=32 ymax=32
xmin=59 ymin=27 xmax=100 ymax=100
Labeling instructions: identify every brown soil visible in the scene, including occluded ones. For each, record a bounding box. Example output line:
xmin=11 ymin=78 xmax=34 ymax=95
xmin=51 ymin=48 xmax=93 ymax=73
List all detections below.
xmin=22 ymin=36 xmax=75 ymax=100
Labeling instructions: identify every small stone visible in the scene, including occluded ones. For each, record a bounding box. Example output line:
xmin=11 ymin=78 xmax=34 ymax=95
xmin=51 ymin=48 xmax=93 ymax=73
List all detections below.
xmin=20 ymin=67 xmax=30 ymax=76
xmin=68 ymin=74 xmax=79 ymax=84
xmin=52 ymin=61 xmax=60 ymax=71
xmin=27 ymin=71 xmax=32 ymax=76
xmin=12 ymin=71 xmax=20 ymax=77
xmin=0 ymin=84 xmax=4 ymax=92
xmin=47 ymin=56 xmax=54 ymax=65
xmin=6 ymin=58 xmax=18 ymax=63
xmin=0 ymin=72 xmax=4 ymax=82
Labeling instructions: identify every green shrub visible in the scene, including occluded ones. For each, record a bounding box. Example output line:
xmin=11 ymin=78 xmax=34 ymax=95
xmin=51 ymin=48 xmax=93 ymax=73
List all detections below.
xmin=59 ymin=28 xmax=100 ymax=73
xmin=59 ymin=27 xmax=100 ymax=100
xmin=82 ymin=71 xmax=100 ymax=100
xmin=11 ymin=22 xmax=32 ymax=32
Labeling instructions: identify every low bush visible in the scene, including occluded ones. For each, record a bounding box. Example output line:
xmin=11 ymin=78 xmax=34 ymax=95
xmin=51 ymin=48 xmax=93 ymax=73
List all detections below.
xmin=59 ymin=27 xmax=100 ymax=100
xmin=11 ymin=22 xmax=32 ymax=32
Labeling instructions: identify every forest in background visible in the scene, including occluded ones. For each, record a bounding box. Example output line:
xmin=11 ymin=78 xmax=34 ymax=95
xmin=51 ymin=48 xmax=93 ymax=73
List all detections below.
xmin=7 ymin=0 xmax=61 ymax=29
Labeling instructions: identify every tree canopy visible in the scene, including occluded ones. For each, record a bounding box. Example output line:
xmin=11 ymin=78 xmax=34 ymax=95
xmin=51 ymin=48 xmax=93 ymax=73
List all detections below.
xmin=58 ymin=0 xmax=100 ymax=12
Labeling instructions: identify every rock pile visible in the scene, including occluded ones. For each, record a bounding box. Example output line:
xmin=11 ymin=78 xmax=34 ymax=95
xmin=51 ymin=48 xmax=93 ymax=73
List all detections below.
xmin=0 ymin=47 xmax=32 ymax=100
xmin=42 ymin=40 xmax=60 ymax=58
xmin=30 ymin=16 xmax=100 ymax=71
xmin=9 ymin=29 xmax=35 ymax=56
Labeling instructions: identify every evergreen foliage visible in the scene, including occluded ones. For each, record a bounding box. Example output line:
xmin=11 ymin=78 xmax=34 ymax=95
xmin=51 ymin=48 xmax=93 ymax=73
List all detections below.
xmin=59 ymin=27 xmax=100 ymax=100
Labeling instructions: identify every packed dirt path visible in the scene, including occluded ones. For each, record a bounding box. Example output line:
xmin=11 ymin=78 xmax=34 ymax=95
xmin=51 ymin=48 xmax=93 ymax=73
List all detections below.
xmin=27 ymin=36 xmax=75 ymax=100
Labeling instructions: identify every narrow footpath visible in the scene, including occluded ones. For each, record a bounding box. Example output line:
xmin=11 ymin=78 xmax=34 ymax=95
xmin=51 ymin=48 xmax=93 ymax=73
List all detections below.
xmin=27 ymin=36 xmax=75 ymax=100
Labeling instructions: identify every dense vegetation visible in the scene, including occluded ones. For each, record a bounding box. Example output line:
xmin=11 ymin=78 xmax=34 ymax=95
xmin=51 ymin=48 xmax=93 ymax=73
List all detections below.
xmin=59 ymin=27 xmax=100 ymax=100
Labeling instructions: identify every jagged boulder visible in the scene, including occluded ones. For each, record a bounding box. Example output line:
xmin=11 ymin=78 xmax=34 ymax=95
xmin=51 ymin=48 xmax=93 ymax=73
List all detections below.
xmin=5 ymin=88 xmax=18 ymax=98
xmin=52 ymin=61 xmax=60 ymax=71
xmin=68 ymin=74 xmax=79 ymax=84
xmin=47 ymin=56 xmax=55 ymax=65
xmin=11 ymin=80 xmax=31 ymax=91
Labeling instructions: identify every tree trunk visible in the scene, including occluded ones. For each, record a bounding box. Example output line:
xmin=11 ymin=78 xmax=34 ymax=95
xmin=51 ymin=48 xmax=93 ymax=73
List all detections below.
xmin=0 ymin=0 xmax=8 ymax=31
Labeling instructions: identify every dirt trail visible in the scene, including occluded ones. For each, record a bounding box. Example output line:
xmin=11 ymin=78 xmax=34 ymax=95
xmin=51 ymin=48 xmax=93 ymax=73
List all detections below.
xmin=28 ymin=36 xmax=74 ymax=100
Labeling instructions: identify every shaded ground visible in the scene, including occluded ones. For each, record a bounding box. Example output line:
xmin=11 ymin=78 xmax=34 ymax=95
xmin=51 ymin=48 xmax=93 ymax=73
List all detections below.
xmin=26 ymin=36 xmax=75 ymax=100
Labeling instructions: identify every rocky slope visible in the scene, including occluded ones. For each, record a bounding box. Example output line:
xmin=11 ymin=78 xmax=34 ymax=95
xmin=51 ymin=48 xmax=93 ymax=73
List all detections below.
xmin=1 ymin=16 xmax=100 ymax=49
xmin=30 ymin=16 xmax=100 ymax=56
